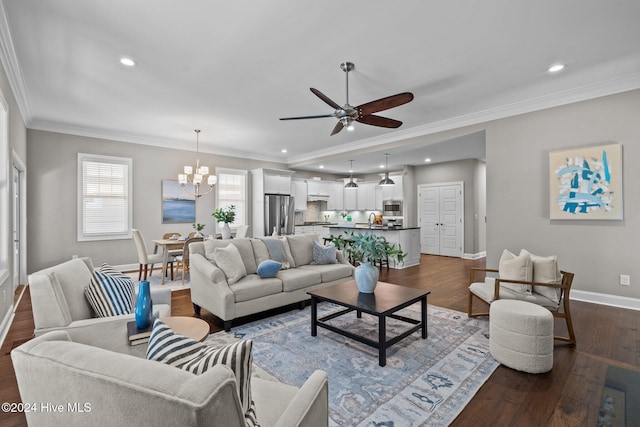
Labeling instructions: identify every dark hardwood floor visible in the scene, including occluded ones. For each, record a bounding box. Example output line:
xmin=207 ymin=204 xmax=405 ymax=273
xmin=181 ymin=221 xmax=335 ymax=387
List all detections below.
xmin=1 ymin=254 xmax=638 ymax=426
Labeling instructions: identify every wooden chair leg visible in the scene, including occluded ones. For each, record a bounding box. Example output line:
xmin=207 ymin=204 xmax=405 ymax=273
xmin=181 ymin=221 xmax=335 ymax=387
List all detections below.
xmin=138 ymin=264 xmax=143 ymax=281
xmin=143 ymin=264 xmax=148 ymax=281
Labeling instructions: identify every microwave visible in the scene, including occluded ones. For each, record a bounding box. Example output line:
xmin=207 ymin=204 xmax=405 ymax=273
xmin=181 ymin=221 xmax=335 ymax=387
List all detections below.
xmin=382 ymin=200 xmax=403 ymax=217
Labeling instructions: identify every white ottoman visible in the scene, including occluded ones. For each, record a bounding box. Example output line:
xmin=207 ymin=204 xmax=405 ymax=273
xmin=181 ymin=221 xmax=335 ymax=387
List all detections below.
xmin=489 ymin=299 xmax=554 ymax=373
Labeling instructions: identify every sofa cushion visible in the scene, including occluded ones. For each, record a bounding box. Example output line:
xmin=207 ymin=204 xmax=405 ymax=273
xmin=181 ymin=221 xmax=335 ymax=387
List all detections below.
xmin=214 ymin=244 xmax=247 ymax=285
xmin=256 ymin=238 xmax=292 ymax=269
xmin=299 ymin=263 xmax=354 ymax=283
xmin=285 ymin=234 xmax=318 ymax=267
xmin=147 ymin=319 xmax=258 ymax=426
xmin=84 ymin=268 xmax=134 ymax=317
xmin=498 ymin=249 xmax=533 ymax=294
xmin=469 ymin=279 xmax=560 ymax=311
xmin=311 ymin=241 xmax=337 ymax=265
xmin=204 ymin=239 xmax=258 ymax=275
xmin=231 ymin=275 xmax=283 ymax=302
xmin=256 ymin=260 xmax=281 ymax=278
xmin=521 ymin=249 xmax=562 ymax=303
xmin=276 ymin=268 xmax=321 ymax=292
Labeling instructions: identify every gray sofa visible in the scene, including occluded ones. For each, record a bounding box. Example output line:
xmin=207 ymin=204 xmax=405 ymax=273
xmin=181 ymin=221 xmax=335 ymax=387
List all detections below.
xmin=190 ymin=233 xmax=354 ymax=331
xmin=12 ymin=330 xmax=329 ymax=427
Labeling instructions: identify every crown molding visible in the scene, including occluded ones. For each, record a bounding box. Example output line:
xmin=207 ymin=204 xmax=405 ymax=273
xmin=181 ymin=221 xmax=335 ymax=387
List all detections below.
xmin=287 ymin=72 xmax=640 ymax=167
xmin=28 ymin=119 xmax=284 ymax=164
xmin=0 ymin=1 xmax=32 ymax=124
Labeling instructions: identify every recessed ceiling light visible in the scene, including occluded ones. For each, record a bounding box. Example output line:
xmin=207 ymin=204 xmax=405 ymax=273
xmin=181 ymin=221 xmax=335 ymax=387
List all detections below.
xmin=281 ymin=149 xmax=287 ymax=153
xmin=424 ymin=158 xmax=432 ymax=162
xmin=319 ymin=165 xmax=324 ymax=169
xmin=548 ymin=64 xmax=565 ymax=73
xmin=120 ymin=57 xmax=136 ymax=67
xmin=379 ymin=164 xmax=385 ymax=169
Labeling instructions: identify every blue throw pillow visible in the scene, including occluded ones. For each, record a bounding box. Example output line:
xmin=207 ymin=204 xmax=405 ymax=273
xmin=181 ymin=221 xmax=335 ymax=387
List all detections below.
xmin=256 ymin=260 xmax=282 ymax=278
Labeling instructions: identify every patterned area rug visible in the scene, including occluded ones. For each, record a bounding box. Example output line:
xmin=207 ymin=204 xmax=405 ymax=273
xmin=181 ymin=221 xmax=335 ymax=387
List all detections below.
xmin=207 ymin=302 xmax=498 ymax=426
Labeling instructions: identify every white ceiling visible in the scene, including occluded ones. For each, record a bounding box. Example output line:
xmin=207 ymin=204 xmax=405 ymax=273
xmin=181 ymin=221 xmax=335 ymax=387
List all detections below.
xmin=2 ymin=0 xmax=640 ymax=174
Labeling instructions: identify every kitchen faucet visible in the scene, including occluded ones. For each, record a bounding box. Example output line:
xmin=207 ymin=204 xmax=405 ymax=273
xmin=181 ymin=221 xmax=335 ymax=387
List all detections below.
xmin=368 ymin=212 xmax=376 ymax=229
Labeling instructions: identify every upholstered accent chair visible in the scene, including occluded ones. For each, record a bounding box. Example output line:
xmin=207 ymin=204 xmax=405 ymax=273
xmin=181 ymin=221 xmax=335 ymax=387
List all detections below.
xmin=467 ymin=249 xmax=576 ymax=345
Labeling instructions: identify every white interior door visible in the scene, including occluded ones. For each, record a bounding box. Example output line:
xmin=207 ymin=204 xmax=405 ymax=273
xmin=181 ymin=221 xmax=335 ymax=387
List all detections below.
xmin=418 ymin=182 xmax=463 ymax=257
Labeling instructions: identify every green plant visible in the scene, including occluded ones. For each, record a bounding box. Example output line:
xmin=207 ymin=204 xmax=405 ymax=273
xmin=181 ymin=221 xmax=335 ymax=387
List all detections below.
xmin=333 ymin=231 xmax=405 ymax=264
xmin=212 ymin=205 xmax=236 ymax=224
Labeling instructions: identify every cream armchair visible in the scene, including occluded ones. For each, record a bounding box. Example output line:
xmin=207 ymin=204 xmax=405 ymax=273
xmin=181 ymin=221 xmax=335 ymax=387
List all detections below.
xmin=467 ymin=249 xmax=576 ymax=345
xmin=12 ymin=331 xmax=329 ymax=427
xmin=28 ymin=257 xmax=171 ymax=350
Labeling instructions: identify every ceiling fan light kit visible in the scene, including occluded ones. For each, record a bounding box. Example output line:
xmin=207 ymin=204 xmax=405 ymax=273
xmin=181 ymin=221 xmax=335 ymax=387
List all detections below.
xmin=280 ymin=62 xmax=414 ymax=136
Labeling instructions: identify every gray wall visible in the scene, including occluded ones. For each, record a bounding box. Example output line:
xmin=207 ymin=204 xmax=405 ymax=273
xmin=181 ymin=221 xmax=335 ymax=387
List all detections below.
xmin=484 ymin=89 xmax=640 ymax=298
xmin=413 ymin=158 xmax=485 ymax=255
xmin=27 ymin=130 xmax=288 ymax=272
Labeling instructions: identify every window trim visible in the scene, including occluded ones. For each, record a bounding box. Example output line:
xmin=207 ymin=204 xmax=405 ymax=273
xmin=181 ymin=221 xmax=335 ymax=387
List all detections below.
xmin=215 ymin=167 xmax=248 ymax=229
xmin=77 ymin=153 xmax=133 ymax=242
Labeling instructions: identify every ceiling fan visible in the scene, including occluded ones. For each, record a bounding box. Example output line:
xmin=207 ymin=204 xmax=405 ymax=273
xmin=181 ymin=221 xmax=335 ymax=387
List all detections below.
xmin=279 ymin=62 xmax=414 ymax=136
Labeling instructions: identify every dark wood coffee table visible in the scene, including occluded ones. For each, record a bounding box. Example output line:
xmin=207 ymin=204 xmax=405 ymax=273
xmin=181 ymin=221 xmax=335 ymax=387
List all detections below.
xmin=307 ymin=280 xmax=430 ymax=367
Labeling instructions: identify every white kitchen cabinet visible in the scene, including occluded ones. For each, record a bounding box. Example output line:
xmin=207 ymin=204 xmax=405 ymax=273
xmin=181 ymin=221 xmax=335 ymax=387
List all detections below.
xmin=357 ymin=182 xmax=378 ymax=210
xmin=380 ymin=176 xmax=403 ymax=201
xmin=398 ymin=228 xmax=421 ymax=267
xmin=344 ymin=186 xmax=357 ymax=210
xmin=295 ymin=226 xmax=314 ymax=235
xmin=264 ymin=172 xmax=292 ymax=195
xmin=292 ymin=180 xmax=308 ymax=211
xmin=327 ymin=182 xmax=344 ymax=211
xmin=306 ymin=180 xmax=328 ymax=197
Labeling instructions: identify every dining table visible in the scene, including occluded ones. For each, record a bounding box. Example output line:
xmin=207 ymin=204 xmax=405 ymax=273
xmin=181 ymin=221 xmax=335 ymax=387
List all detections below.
xmin=152 ymin=238 xmax=184 ymax=285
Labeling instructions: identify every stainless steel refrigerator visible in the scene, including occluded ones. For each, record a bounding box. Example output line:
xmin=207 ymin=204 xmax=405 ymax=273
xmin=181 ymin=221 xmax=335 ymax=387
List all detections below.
xmin=264 ymin=194 xmax=295 ymax=236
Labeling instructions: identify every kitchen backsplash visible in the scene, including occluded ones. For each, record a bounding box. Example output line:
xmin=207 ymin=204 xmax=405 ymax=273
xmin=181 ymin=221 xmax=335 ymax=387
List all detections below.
xmin=294 ymin=201 xmax=381 ymax=225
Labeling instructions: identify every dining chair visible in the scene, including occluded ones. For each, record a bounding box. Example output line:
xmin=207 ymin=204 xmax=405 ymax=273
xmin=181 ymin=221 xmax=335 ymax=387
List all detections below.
xmin=175 ymin=236 xmax=204 ymax=285
xmin=132 ymin=229 xmax=175 ymax=281
xmin=235 ymin=225 xmax=250 ymax=239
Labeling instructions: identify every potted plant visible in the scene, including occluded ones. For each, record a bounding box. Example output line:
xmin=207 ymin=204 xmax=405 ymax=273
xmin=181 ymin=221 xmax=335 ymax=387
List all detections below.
xmin=192 ymin=223 xmax=205 ymax=237
xmin=334 ymin=231 xmax=406 ymax=293
xmin=212 ymin=205 xmax=236 ymax=239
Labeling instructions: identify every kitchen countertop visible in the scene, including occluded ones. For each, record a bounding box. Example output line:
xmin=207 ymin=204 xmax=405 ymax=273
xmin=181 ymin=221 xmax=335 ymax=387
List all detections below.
xmin=327 ymin=225 xmax=420 ymax=231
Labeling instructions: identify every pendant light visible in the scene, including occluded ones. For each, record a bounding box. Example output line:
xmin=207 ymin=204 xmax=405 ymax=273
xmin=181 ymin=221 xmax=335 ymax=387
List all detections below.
xmin=178 ymin=129 xmax=217 ymax=198
xmin=344 ymin=160 xmax=359 ymax=189
xmin=379 ymin=153 xmax=395 ymax=186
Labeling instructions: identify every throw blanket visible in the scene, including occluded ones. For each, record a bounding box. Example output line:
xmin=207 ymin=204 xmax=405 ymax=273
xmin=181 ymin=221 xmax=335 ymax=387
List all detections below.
xmin=259 ymin=238 xmax=290 ymax=267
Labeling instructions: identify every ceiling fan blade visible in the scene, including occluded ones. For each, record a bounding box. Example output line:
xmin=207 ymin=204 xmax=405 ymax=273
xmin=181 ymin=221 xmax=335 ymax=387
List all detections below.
xmin=310 ymin=88 xmax=341 ymax=110
xmin=357 ymin=114 xmax=403 ymax=128
xmin=330 ymin=121 xmax=344 ymax=136
xmin=279 ymin=113 xmax=335 ymax=120
xmin=356 ymin=92 xmax=414 ymax=116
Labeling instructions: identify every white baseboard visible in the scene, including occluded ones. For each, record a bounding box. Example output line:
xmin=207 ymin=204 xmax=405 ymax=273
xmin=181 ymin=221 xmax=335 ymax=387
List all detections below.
xmin=571 ymin=289 xmax=640 ymax=311
xmin=463 ymin=251 xmax=486 ymax=260
xmin=0 ymin=304 xmax=14 ymax=351
xmin=113 ymin=263 xmax=139 ymax=273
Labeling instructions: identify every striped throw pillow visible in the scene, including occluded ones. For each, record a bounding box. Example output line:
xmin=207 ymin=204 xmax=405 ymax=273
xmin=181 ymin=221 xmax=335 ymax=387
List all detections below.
xmin=84 ymin=265 xmax=134 ymax=317
xmin=146 ymin=320 xmax=258 ymax=427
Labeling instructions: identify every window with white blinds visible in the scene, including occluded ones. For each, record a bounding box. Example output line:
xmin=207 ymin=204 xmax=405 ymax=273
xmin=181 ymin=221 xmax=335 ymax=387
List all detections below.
xmin=77 ymin=153 xmax=132 ymax=241
xmin=216 ymin=168 xmax=247 ymax=228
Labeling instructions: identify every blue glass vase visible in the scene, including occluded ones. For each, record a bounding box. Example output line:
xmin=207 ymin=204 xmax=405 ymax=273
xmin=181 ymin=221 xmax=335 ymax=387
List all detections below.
xmin=354 ymin=262 xmax=379 ymax=293
xmin=135 ymin=280 xmax=153 ymax=329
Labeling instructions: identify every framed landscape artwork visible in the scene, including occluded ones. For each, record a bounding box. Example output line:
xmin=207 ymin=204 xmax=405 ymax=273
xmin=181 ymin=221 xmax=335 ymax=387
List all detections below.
xmin=162 ymin=180 xmax=195 ymax=223
xmin=549 ymin=142 xmax=623 ymax=220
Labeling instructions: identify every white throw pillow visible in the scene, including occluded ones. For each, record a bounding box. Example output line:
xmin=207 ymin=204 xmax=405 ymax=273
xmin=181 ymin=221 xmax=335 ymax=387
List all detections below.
xmin=521 ymin=249 xmax=562 ymax=303
xmin=214 ymin=244 xmax=247 ymax=285
xmin=498 ymin=249 xmax=533 ymax=294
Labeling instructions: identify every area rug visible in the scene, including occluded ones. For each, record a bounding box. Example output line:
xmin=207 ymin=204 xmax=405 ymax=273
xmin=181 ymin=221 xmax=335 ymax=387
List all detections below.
xmin=125 ymin=272 xmax=190 ymax=291
xmin=206 ymin=302 xmax=498 ymax=426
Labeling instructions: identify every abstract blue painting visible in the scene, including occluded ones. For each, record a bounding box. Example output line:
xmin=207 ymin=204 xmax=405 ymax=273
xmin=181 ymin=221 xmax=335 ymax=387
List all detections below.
xmin=549 ymin=143 xmax=623 ymax=220
xmin=162 ymin=180 xmax=196 ymax=223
